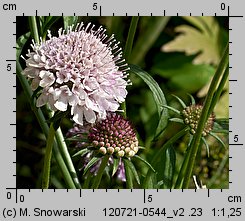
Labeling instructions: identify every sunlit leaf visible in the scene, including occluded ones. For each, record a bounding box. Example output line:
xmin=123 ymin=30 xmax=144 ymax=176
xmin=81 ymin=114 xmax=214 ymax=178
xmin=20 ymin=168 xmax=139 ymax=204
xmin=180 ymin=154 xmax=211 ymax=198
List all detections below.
xmin=162 ymin=17 xmax=220 ymax=65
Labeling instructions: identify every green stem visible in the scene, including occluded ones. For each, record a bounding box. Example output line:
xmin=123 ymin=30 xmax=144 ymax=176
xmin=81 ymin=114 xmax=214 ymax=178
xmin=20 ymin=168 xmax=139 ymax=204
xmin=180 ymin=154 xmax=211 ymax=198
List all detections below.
xmin=124 ymin=16 xmax=139 ymax=61
xmin=28 ymin=16 xmax=40 ymax=44
xmin=174 ymin=145 xmax=191 ymax=188
xmin=130 ymin=17 xmax=170 ymax=64
xmin=182 ymin=44 xmax=229 ymax=189
xmin=208 ymin=67 xmax=229 ymax=117
xmin=55 ymin=128 xmax=81 ymax=188
xmin=42 ymin=123 xmax=55 ymax=188
xmin=91 ymin=155 xmax=110 ymax=189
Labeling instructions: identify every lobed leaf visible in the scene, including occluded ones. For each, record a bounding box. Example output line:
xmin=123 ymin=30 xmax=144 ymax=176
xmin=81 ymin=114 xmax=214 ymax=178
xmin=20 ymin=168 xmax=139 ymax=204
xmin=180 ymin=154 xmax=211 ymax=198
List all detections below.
xmin=162 ymin=17 xmax=220 ymax=65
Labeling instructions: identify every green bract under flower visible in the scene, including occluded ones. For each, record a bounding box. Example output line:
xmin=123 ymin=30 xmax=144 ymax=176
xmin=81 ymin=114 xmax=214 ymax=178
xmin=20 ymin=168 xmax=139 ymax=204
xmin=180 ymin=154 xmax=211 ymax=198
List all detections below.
xmin=88 ymin=113 xmax=139 ymax=158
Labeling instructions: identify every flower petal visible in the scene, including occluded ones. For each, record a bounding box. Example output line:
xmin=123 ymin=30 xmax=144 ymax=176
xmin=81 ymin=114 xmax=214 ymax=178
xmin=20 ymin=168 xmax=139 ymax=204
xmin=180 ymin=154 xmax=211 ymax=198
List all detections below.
xmin=72 ymin=105 xmax=84 ymax=125
xmin=84 ymin=108 xmax=96 ymax=124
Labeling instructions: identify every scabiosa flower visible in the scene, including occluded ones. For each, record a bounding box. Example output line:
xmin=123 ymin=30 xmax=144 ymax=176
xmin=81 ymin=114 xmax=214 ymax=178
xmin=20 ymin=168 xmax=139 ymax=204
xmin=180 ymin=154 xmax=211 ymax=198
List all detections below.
xmin=163 ymin=95 xmax=215 ymax=137
xmin=163 ymin=94 xmax=226 ymax=156
xmin=66 ymin=113 xmax=139 ymax=182
xmin=182 ymin=104 xmax=215 ymax=136
xmin=22 ymin=23 xmax=130 ymax=125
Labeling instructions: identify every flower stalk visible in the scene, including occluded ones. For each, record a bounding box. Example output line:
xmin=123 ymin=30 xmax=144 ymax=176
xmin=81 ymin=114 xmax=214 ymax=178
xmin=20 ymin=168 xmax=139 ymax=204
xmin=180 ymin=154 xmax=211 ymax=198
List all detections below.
xmin=177 ymin=43 xmax=229 ymax=189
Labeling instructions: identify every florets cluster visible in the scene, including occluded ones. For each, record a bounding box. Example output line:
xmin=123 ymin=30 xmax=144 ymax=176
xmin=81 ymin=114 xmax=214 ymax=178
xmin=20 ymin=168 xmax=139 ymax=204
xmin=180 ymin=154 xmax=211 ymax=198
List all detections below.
xmin=23 ymin=23 xmax=129 ymax=125
xmin=182 ymin=104 xmax=215 ymax=136
xmin=88 ymin=113 xmax=139 ymax=157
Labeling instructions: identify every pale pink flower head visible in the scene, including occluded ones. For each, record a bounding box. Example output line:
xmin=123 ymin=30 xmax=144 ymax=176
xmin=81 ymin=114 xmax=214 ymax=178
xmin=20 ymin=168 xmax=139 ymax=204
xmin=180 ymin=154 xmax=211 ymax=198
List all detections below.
xmin=23 ymin=23 xmax=130 ymax=125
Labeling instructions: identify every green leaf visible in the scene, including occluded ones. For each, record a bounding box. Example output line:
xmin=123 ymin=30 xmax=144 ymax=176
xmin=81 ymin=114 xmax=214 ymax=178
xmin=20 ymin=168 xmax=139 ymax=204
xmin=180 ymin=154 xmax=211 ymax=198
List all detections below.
xmin=160 ymin=145 xmax=176 ymax=188
xmin=169 ymin=118 xmax=184 ymax=124
xmin=63 ymin=16 xmax=78 ymax=31
xmin=129 ymin=64 xmax=168 ymax=139
xmin=143 ymin=173 xmax=156 ymax=189
xmin=65 ymin=136 xmax=88 ymax=143
xmin=162 ymin=105 xmax=180 ymax=115
xmin=112 ymin=158 xmax=120 ymax=176
xmin=162 ymin=17 xmax=221 ymax=65
xmin=123 ymin=159 xmax=133 ymax=188
xmin=91 ymin=155 xmax=109 ymax=189
xmin=72 ymin=148 xmax=90 ymax=157
xmin=187 ymin=93 xmax=196 ymax=105
xmin=134 ymin=155 xmax=155 ymax=172
xmin=212 ymin=119 xmax=229 ymax=134
xmin=83 ymin=157 xmax=100 ymax=175
xmin=202 ymin=137 xmax=210 ymax=157
xmin=172 ymin=94 xmax=186 ymax=108
xmin=152 ymin=55 xmax=215 ymax=93
xmin=123 ymin=158 xmax=140 ymax=185
xmin=209 ymin=132 xmax=227 ymax=149
xmin=130 ymin=17 xmax=170 ymax=64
